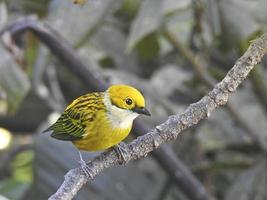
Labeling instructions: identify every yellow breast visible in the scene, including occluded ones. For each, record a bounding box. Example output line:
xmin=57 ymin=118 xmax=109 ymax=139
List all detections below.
xmin=73 ymin=112 xmax=132 ymax=151
xmin=73 ymin=93 xmax=138 ymax=151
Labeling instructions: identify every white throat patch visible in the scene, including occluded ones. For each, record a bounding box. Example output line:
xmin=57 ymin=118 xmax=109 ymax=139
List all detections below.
xmin=103 ymin=92 xmax=139 ymax=129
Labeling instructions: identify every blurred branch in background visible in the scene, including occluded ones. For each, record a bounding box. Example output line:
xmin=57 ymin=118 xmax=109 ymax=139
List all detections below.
xmin=47 ymin=32 xmax=267 ymax=200
xmin=0 ymin=17 xmax=214 ymax=200
xmin=163 ymin=29 xmax=267 ymax=152
xmin=32 ymin=44 xmax=66 ymax=112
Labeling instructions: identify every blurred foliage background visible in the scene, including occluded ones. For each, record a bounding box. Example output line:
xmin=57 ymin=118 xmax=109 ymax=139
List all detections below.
xmin=1 ymin=0 xmax=267 ymax=199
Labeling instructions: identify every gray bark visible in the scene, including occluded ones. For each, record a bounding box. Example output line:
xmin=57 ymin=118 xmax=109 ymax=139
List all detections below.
xmin=48 ymin=33 xmax=267 ymax=200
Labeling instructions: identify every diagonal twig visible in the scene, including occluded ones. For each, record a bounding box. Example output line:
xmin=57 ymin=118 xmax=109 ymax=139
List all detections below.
xmin=163 ymin=29 xmax=266 ymax=151
xmin=0 ymin=17 xmax=215 ymax=200
xmin=47 ymin=32 xmax=267 ymax=199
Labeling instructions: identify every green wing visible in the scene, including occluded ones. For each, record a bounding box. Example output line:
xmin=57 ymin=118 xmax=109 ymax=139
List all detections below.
xmin=49 ymin=111 xmax=85 ymax=141
xmin=44 ymin=92 xmax=104 ymax=141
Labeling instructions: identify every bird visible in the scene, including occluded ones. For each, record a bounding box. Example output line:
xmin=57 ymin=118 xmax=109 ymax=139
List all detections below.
xmin=43 ymin=84 xmax=150 ymax=177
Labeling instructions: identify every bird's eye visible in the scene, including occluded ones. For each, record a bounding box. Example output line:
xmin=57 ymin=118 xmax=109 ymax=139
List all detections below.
xmin=125 ymin=98 xmax=133 ymax=105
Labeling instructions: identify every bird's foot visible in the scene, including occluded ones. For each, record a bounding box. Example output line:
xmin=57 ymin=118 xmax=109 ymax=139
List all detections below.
xmin=114 ymin=142 xmax=129 ymax=165
xmin=79 ymin=159 xmax=93 ymax=179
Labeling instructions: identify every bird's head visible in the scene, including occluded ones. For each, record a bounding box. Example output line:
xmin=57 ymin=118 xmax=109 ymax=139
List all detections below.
xmin=106 ymin=84 xmax=150 ymax=116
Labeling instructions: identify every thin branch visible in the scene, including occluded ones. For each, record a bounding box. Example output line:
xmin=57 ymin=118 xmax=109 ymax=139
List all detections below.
xmin=163 ymin=29 xmax=264 ymax=151
xmin=192 ymin=159 xmax=253 ymax=173
xmin=32 ymin=45 xmax=66 ymax=112
xmin=0 ymin=16 xmax=107 ymax=91
xmin=47 ymin=33 xmax=267 ymax=199
xmin=0 ymin=17 xmax=214 ymax=200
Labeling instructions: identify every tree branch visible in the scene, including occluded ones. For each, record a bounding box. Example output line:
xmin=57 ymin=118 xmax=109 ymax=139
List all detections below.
xmin=0 ymin=17 xmax=214 ymax=200
xmin=47 ymin=32 xmax=267 ymax=199
xmin=163 ymin=29 xmax=265 ymax=151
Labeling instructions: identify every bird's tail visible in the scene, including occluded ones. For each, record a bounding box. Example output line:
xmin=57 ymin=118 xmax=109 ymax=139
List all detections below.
xmin=42 ymin=125 xmax=53 ymax=134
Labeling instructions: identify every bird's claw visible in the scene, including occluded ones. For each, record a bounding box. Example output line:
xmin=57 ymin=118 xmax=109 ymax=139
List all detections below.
xmin=114 ymin=142 xmax=129 ymax=165
xmin=79 ymin=159 xmax=93 ymax=179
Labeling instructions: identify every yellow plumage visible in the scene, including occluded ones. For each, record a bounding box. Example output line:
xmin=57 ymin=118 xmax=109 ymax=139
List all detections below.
xmin=45 ymin=85 xmax=150 ymax=152
xmin=73 ymin=0 xmax=86 ymax=5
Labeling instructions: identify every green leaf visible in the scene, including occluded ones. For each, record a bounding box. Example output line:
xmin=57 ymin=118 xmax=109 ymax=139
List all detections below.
xmin=135 ymin=33 xmax=160 ymax=60
xmin=0 ymin=179 xmax=30 ymax=200
xmin=12 ymin=150 xmax=34 ymax=183
xmin=115 ymin=0 xmax=141 ymax=21
xmin=127 ymin=0 xmax=163 ymax=51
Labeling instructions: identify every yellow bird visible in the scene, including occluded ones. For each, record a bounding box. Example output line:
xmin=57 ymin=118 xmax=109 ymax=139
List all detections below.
xmin=44 ymin=84 xmax=150 ymax=176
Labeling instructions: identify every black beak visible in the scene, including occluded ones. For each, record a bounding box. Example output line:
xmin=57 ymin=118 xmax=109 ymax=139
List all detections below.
xmin=132 ymin=107 xmax=151 ymax=116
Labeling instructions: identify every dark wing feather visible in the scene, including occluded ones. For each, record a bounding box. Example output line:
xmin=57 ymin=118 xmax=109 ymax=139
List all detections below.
xmin=48 ymin=112 xmax=85 ymax=141
xmin=51 ymin=131 xmax=81 ymax=141
xmin=44 ymin=92 xmax=104 ymax=141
